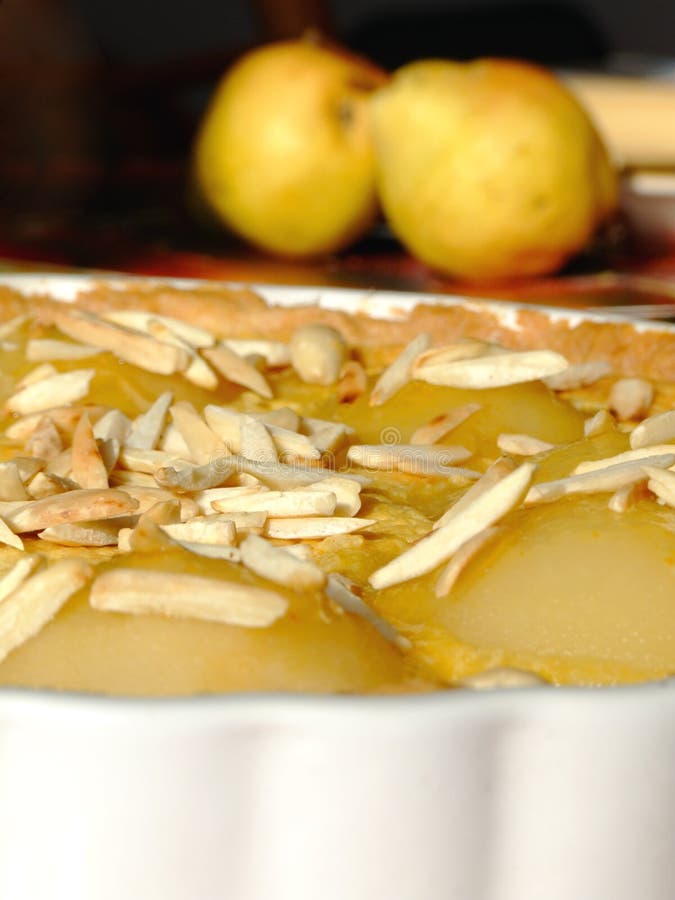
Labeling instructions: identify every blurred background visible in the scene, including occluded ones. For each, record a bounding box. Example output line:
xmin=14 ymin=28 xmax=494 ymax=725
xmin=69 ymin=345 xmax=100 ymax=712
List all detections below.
xmin=1 ymin=0 xmax=674 ymax=302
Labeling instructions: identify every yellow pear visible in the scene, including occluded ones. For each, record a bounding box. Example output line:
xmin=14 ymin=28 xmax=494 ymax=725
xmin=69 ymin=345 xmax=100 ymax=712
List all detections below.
xmin=371 ymin=59 xmax=618 ymax=282
xmin=193 ymin=39 xmax=387 ymax=258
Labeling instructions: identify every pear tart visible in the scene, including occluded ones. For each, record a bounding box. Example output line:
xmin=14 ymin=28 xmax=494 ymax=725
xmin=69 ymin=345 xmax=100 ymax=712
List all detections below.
xmin=0 ymin=281 xmax=673 ymax=694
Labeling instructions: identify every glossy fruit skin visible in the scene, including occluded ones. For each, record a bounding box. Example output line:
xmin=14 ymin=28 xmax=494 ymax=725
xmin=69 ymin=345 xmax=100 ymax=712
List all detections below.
xmin=193 ymin=39 xmax=387 ymax=259
xmin=371 ymin=58 xmax=618 ymax=282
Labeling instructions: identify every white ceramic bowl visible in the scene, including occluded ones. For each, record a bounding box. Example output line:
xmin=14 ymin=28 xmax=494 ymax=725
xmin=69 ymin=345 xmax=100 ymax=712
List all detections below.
xmin=1 ymin=274 xmax=674 ymax=900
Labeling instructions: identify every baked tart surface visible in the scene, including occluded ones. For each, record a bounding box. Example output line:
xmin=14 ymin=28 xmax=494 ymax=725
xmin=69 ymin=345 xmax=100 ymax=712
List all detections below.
xmin=0 ymin=280 xmax=673 ymax=694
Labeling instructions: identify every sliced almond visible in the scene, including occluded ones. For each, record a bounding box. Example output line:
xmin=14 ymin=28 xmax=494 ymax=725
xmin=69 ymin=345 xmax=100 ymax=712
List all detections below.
xmin=234 ymin=455 xmax=370 ymax=491
xmin=146 ymin=319 xmax=218 ymax=390
xmin=39 ymin=518 xmax=135 ymax=547
xmin=5 ymin=369 xmax=95 ymax=416
xmin=0 ymin=462 xmax=29 ymax=501
xmin=109 ymin=470 xmax=157 ymax=488
xmin=93 ymin=408 xmax=132 ymax=444
xmin=410 ymin=403 xmax=481 ymax=445
xmin=337 ymin=359 xmax=367 ymax=403
xmin=118 ymin=446 xmax=182 ymax=475
xmin=71 ymin=413 xmax=108 ymax=490
xmin=433 ymin=457 xmax=517 ymax=530
xmin=26 ymin=339 xmax=102 ymax=362
xmin=0 ymin=558 xmax=93 ymax=663
xmin=203 ymin=404 xmax=242 ymax=451
xmin=203 ymin=343 xmax=272 ymax=398
xmin=251 ymin=407 xmax=300 ymax=431
xmin=155 ymin=456 xmax=235 ymax=493
xmin=103 ymin=310 xmax=215 ymax=349
xmin=347 ymin=443 xmax=473 ymax=475
xmin=90 ymin=568 xmax=287 ymax=627
xmin=223 ymin=339 xmax=290 ymax=367
xmin=118 ymin=485 xmax=197 ymax=520
xmin=543 ymin=360 xmax=612 ymax=391
xmin=301 ymin=418 xmax=350 ymax=454
xmin=525 ymin=454 xmax=675 ymax=505
xmin=370 ymin=462 xmax=535 ymax=590
xmin=266 ymin=424 xmax=320 ymax=461
xmin=170 ymin=401 xmax=226 ymax=464
xmin=213 ymin=489 xmax=337 ymax=518
xmin=26 ymin=471 xmax=72 ymax=500
xmin=240 ymin=415 xmax=278 ymax=464
xmin=584 ymin=408 xmax=616 ymax=438
xmin=127 ymin=514 xmax=178 ymax=553
xmin=175 ymin=541 xmax=242 ymax=561
xmin=15 ymin=363 xmax=58 ymax=389
xmin=24 ymin=416 xmax=62 ymax=461
xmin=6 ymin=405 xmax=107 ymax=443
xmin=573 ymin=445 xmax=675 ymax=475
xmin=98 ymin=438 xmax=120 ymax=474
xmin=414 ymin=350 xmax=568 ymax=389
xmin=630 ymin=409 xmax=675 ymax=450
xmin=6 ymin=488 xmax=139 ymax=533
xmin=326 ymin=573 xmax=409 ymax=648
xmin=54 ymin=309 xmax=189 ymax=375
xmin=240 ymin=533 xmax=326 ymax=589
xmin=370 ymin=333 xmax=431 ymax=406
xmin=435 ymin=526 xmax=502 ymax=598
xmin=608 ymin=481 xmax=650 ymax=514
xmin=0 ymin=515 xmax=24 ymax=550
xmin=45 ymin=448 xmax=73 ymax=479
xmin=0 ymin=555 xmax=42 ymax=603
xmin=289 ymin=324 xmax=346 ymax=386
xmin=195 ymin=510 xmax=267 ymax=533
xmin=643 ymin=465 xmax=675 ymax=508
xmin=264 ymin=517 xmax=375 ymax=540
xmin=191 ymin=485 xmax=264 ymax=515
xmin=162 ymin=519 xmax=236 ymax=546
xmin=126 ymin=391 xmax=173 ymax=450
xmin=306 ymin=476 xmax=362 ymax=516
xmin=496 ymin=433 xmax=555 ymax=456
xmin=609 ymin=377 xmax=654 ymax=421
xmin=10 ymin=457 xmax=43 ymax=483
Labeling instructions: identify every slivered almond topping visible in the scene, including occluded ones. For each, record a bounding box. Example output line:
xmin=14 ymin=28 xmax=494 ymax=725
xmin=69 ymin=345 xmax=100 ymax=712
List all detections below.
xmin=25 ymin=416 xmax=63 ymax=461
xmin=643 ymin=465 xmax=675 ymax=508
xmin=199 ymin=510 xmax=267 ymax=533
xmin=347 ymin=443 xmax=473 ymax=475
xmin=411 ymin=340 xmax=489 ymax=375
xmin=234 ymin=455 xmax=370 ymax=490
xmin=264 ymin=516 xmax=375 ymax=540
xmin=414 ymin=350 xmax=568 ymax=389
xmin=93 ymin=409 xmax=132 ymax=443
xmin=118 ymin=485 xmax=197 ymax=519
xmin=609 ymin=377 xmax=654 ymax=421
xmin=608 ymin=482 xmax=650 ymax=514
xmin=252 ymin=407 xmax=300 ymax=431
xmin=27 ymin=471 xmax=72 ymax=500
xmin=497 ymin=433 xmax=555 ymax=456
xmin=584 ymin=408 xmax=616 ymax=438
xmin=174 ymin=541 xmax=242 ymax=562
xmin=6 ymin=488 xmax=139 ymax=533
xmin=26 ymin=339 xmax=101 ymax=361
xmin=223 ymin=339 xmax=290 ymax=367
xmin=306 ymin=476 xmax=362 ymax=516
xmin=630 ymin=409 xmax=675 ymax=450
xmin=128 ymin=514 xmax=178 ymax=553
xmin=213 ymin=489 xmax=337 ymax=518
xmin=16 ymin=363 xmax=57 ymax=389
xmin=326 ymin=573 xmax=409 ymax=648
xmin=109 ymin=470 xmax=157 ymax=488
xmin=54 ymin=308 xmax=189 ymax=374
xmin=126 ymin=391 xmax=173 ymax=450
xmin=289 ymin=324 xmax=346 ymax=386
xmin=0 ymin=314 xmax=28 ymax=339
xmin=0 ymin=462 xmax=29 ymax=501
xmin=302 ymin=419 xmax=350 ymax=454
xmin=98 ymin=438 xmax=120 ymax=474
xmin=90 ymin=568 xmax=287 ymax=627
xmin=7 ymin=405 xmax=108 ymax=443
xmin=370 ymin=332 xmax=431 ymax=406
xmin=265 ymin=424 xmax=320 ymax=461
xmin=370 ymin=462 xmax=535 ymax=590
xmin=103 ymin=310 xmax=215 ymax=349
xmin=410 ymin=403 xmax=481 ymax=445
xmin=162 ymin=519 xmax=236 ymax=546
xmin=203 ymin=404 xmax=242 ymax=450
xmin=146 ymin=319 xmax=218 ymax=390
xmin=139 ymin=498 xmax=182 ymax=526
xmin=118 ymin=446 xmax=182 ymax=474
xmin=573 ymin=445 xmax=675 ymax=475
xmin=0 ymin=555 xmax=42 ymax=603
xmin=12 ymin=457 xmax=44 ymax=483
xmin=543 ymin=360 xmax=612 ymax=391
xmin=458 ymin=668 xmax=546 ymax=689
xmin=191 ymin=485 xmax=264 ymax=515
xmin=0 ymin=559 xmax=93 ymax=664
xmin=5 ymin=369 xmax=95 ymax=416
xmin=155 ymin=456 xmax=234 ymax=493
xmin=240 ymin=415 xmax=278 ymax=464
xmin=170 ymin=401 xmax=226 ymax=464
xmin=158 ymin=423 xmax=191 ymax=455
xmin=240 ymin=533 xmax=326 ymax=589
xmin=337 ymin=360 xmax=367 ymax=403
xmin=433 ymin=457 xmax=516 ymax=530
xmin=525 ymin=454 xmax=675 ymax=505
xmin=38 ymin=518 xmax=135 ymax=547
xmin=203 ymin=343 xmax=272 ymax=398
xmin=435 ymin=526 xmax=502 ymax=598
xmin=45 ymin=448 xmax=72 ymax=478
xmin=0 ymin=515 xmax=24 ymax=550
xmin=71 ymin=413 xmax=108 ymax=489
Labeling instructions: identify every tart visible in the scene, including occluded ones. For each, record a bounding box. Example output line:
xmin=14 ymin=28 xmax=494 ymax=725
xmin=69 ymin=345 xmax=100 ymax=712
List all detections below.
xmin=0 ymin=278 xmax=673 ymax=694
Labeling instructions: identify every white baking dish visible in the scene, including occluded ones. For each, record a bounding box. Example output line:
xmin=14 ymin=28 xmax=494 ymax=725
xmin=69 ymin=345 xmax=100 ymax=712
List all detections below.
xmin=0 ymin=273 xmax=674 ymax=900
